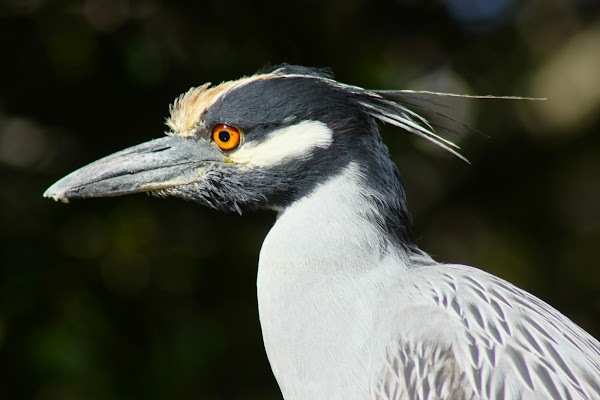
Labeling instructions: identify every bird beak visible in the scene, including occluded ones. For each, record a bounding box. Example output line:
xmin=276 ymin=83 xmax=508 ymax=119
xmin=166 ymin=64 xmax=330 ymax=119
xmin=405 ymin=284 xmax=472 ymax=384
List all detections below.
xmin=44 ymin=135 xmax=224 ymax=202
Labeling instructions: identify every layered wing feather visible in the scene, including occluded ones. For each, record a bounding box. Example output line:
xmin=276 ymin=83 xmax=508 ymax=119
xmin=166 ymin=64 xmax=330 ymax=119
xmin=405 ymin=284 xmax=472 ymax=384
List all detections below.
xmin=373 ymin=264 xmax=600 ymax=400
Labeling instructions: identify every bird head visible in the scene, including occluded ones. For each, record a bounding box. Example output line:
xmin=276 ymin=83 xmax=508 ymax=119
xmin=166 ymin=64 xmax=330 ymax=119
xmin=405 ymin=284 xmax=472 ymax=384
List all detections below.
xmin=44 ymin=64 xmax=460 ymax=217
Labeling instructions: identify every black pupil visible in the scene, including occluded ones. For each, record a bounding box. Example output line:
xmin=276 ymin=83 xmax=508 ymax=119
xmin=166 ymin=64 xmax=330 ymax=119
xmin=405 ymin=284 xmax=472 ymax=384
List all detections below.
xmin=218 ymin=130 xmax=230 ymax=143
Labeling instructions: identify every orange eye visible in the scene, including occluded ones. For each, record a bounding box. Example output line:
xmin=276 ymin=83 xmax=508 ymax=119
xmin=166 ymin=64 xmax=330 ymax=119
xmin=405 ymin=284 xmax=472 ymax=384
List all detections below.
xmin=212 ymin=124 xmax=241 ymax=151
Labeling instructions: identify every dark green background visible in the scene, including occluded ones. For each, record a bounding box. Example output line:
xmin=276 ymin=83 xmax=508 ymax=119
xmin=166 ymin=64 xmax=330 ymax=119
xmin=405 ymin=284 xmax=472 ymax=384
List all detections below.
xmin=2 ymin=0 xmax=599 ymax=399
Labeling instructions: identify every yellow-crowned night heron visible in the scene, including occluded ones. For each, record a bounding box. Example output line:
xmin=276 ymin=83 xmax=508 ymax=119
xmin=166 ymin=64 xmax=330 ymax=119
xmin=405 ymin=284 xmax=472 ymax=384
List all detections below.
xmin=44 ymin=65 xmax=600 ymax=400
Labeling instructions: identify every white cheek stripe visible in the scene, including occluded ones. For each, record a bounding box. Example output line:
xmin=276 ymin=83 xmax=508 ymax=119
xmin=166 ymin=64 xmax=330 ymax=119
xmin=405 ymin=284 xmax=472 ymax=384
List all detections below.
xmin=229 ymin=120 xmax=333 ymax=166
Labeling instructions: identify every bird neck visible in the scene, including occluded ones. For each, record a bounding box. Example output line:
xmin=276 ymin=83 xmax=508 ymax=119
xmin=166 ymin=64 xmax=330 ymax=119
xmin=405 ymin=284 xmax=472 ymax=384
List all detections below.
xmin=260 ymin=157 xmax=422 ymax=278
xmin=350 ymin=138 xmax=417 ymax=251
xmin=256 ymin=159 xmax=426 ymax=399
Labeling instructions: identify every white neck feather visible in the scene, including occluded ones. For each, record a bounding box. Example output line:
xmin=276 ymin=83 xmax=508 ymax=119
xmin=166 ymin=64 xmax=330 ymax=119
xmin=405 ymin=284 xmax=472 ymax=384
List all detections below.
xmin=256 ymin=163 xmax=413 ymax=399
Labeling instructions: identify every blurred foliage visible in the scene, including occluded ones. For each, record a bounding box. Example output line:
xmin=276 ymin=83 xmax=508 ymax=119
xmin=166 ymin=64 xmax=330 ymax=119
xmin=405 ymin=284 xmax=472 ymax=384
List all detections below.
xmin=1 ymin=0 xmax=599 ymax=398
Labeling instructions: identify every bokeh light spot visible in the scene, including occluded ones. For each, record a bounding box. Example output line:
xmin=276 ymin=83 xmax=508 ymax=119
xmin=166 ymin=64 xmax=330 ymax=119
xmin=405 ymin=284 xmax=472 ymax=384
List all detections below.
xmin=446 ymin=0 xmax=519 ymax=32
xmin=524 ymin=24 xmax=600 ymax=135
xmin=0 ymin=117 xmax=46 ymax=168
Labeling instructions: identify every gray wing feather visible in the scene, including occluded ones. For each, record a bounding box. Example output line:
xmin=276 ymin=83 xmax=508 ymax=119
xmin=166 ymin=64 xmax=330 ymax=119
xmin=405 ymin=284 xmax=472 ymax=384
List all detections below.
xmin=372 ymin=264 xmax=600 ymax=400
xmin=372 ymin=338 xmax=477 ymax=400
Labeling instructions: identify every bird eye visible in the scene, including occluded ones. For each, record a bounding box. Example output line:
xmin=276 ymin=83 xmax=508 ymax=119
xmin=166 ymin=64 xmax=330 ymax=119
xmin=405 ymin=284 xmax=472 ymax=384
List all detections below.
xmin=212 ymin=124 xmax=241 ymax=151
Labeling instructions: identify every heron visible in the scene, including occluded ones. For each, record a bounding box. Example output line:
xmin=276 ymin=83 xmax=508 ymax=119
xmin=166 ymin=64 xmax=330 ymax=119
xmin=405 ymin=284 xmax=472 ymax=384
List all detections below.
xmin=44 ymin=65 xmax=600 ymax=399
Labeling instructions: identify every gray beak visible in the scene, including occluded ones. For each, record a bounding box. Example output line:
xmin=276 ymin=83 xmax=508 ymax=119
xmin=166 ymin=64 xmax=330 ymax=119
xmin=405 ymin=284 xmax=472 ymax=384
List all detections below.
xmin=44 ymin=135 xmax=223 ymax=202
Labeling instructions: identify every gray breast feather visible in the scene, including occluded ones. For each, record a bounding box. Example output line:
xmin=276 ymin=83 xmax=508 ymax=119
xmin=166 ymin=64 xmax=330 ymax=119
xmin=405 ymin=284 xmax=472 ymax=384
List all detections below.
xmin=372 ymin=264 xmax=600 ymax=400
